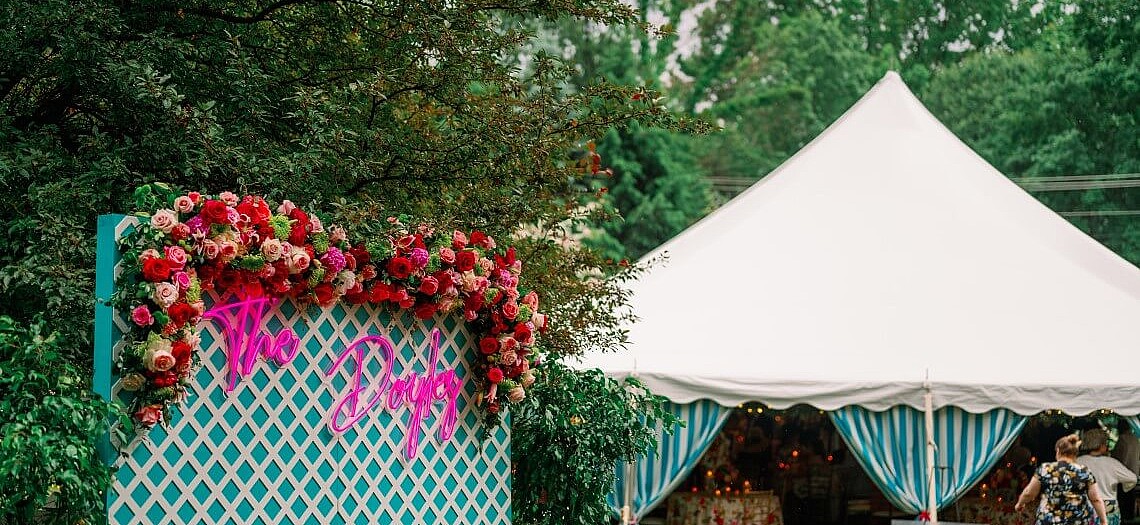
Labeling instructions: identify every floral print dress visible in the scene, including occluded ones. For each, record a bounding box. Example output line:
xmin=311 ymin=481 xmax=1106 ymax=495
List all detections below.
xmin=1035 ymin=460 xmax=1096 ymax=525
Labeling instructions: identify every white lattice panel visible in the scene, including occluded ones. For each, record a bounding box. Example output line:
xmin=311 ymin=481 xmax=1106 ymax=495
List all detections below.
xmin=98 ymin=215 xmax=511 ymax=525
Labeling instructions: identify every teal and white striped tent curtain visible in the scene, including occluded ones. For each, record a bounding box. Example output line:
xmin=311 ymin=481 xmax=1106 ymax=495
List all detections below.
xmin=1128 ymin=415 xmax=1140 ymax=435
xmin=609 ymin=400 xmax=731 ymax=519
xmin=830 ymin=405 xmax=1028 ymax=514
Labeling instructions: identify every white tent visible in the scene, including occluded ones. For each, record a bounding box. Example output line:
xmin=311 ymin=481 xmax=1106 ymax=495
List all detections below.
xmin=579 ymin=71 xmax=1140 ymax=417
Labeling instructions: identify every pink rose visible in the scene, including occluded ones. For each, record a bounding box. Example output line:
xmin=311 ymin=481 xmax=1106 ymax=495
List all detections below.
xmin=508 ymin=386 xmax=526 ymax=403
xmin=502 ymin=301 xmax=519 ymax=320
xmin=200 ymin=239 xmax=220 ymax=260
xmin=309 ymin=215 xmax=324 ymax=234
xmin=150 ymin=209 xmax=178 ymax=233
xmin=329 ymin=225 xmax=347 ymax=243
xmin=522 ymin=291 xmax=539 ymax=311
xmin=260 ymin=238 xmax=286 ymax=262
xmin=532 ymin=313 xmax=548 ymax=332
xmin=500 ymin=350 xmax=519 ymax=367
xmin=153 ymin=282 xmax=179 ymax=307
xmin=287 ymin=250 xmax=311 ymax=273
xmin=143 ymin=338 xmax=174 ymax=370
xmin=479 ymin=258 xmax=495 ymax=274
xmin=521 ymin=371 xmax=535 ymax=388
xmin=419 ymin=276 xmax=439 ymax=295
xmin=439 ymin=248 xmax=456 ymax=264
xmin=452 ymin=230 xmax=468 ymax=249
xmin=218 ymin=191 xmax=239 ymax=206
xmin=499 ymin=336 xmax=518 ymax=352
xmin=187 ymin=191 xmax=202 ymax=204
xmin=173 ymin=195 xmax=195 ymax=213
xmin=510 ymin=260 xmax=523 ymax=275
xmin=225 ymin=207 xmax=240 ymax=225
xmin=164 ymin=245 xmax=187 ymax=269
xmin=131 ymin=305 xmax=154 ymax=326
xmin=218 ymin=240 xmax=239 ymax=261
xmin=134 ymin=404 xmax=164 ymax=426
xmin=277 ymin=199 xmax=296 ymax=215
xmin=173 ymin=271 xmax=192 ymax=290
xmin=146 ymin=348 xmax=177 ymax=372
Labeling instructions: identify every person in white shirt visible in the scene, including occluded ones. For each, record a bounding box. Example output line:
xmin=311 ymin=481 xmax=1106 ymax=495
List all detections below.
xmin=1079 ymin=429 xmax=1138 ymax=525
xmin=1111 ymin=421 xmax=1140 ymax=521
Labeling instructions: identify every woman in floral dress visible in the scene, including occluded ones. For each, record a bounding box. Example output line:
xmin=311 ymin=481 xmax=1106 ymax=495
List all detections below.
xmin=1015 ymin=434 xmax=1109 ymax=524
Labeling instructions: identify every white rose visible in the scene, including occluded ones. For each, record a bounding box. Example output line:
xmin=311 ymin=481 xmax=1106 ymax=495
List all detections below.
xmin=150 ymin=209 xmax=178 ymax=233
xmin=261 ymin=238 xmax=285 ymax=262
xmin=153 ymin=282 xmax=179 ymax=307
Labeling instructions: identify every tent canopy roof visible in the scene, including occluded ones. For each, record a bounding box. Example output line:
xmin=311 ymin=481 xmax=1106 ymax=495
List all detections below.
xmin=576 ymin=72 xmax=1140 ymax=416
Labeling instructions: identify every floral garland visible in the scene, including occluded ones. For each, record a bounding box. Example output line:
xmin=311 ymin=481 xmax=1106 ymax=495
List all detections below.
xmin=114 ymin=184 xmax=547 ymax=432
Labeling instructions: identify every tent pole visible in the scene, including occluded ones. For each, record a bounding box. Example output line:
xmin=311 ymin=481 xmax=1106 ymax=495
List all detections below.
xmin=621 ymin=460 xmax=634 ymax=525
xmin=924 ymin=382 xmax=939 ymax=524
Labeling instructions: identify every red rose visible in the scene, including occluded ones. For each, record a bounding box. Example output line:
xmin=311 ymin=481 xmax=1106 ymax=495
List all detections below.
xmin=413 ymin=302 xmax=438 ymax=320
xmin=418 ymin=276 xmax=439 ymax=296
xmin=514 ymin=323 xmax=533 ymax=345
xmin=201 ymin=200 xmax=229 ymax=225
xmin=455 ymin=250 xmax=477 ymax=272
xmin=487 ymin=367 xmax=504 ymax=383
xmin=170 ymin=223 xmax=191 ymax=241
xmin=314 ymin=283 xmax=336 ymax=306
xmin=171 ymin=340 xmax=192 ymax=367
xmin=141 ymin=257 xmax=172 ymax=282
xmin=236 ymin=196 xmax=270 ymax=224
xmin=390 ymin=286 xmax=410 ymax=304
xmin=289 ymin=223 xmax=308 ymax=246
xmin=487 ymin=402 xmax=500 ymax=414
xmin=153 ymin=371 xmax=179 ymax=388
xmin=350 ymin=244 xmax=371 ymax=265
xmin=480 ymin=337 xmax=500 ymax=355
xmin=215 ymin=268 xmax=241 ymax=292
xmin=387 ymin=257 xmax=413 ymax=279
xmin=369 ymin=283 xmax=391 ymax=303
xmin=344 ymin=291 xmax=368 ymax=304
xmin=464 ymin=293 xmax=484 ymax=313
xmin=433 ymin=271 xmax=453 ymax=291
xmin=168 ymin=302 xmax=196 ymax=326
xmin=471 ymin=231 xmax=489 ymax=248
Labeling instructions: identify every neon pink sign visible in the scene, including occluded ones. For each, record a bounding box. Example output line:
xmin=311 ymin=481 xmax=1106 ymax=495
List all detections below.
xmin=201 ymin=297 xmax=301 ymax=392
xmin=325 ymin=329 xmax=461 ymax=458
xmin=201 ymin=298 xmax=461 ymax=459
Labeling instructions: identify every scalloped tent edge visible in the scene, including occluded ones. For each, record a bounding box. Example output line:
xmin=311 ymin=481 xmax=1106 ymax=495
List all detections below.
xmin=575 ymin=71 xmax=1140 ymax=418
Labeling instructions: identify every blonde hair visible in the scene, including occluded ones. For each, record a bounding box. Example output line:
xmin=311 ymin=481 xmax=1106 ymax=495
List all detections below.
xmin=1056 ymin=434 xmax=1081 ymax=456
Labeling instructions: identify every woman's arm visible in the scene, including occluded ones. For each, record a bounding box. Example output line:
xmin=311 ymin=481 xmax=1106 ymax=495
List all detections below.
xmin=1014 ymin=476 xmax=1041 ymax=512
xmin=1088 ymin=481 xmax=1109 ymax=525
